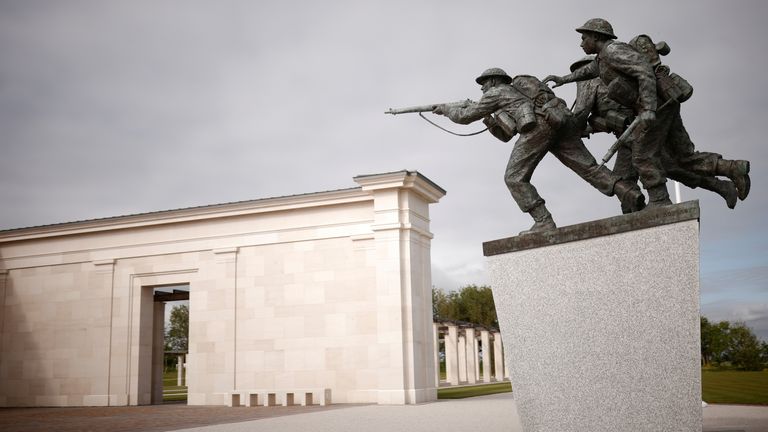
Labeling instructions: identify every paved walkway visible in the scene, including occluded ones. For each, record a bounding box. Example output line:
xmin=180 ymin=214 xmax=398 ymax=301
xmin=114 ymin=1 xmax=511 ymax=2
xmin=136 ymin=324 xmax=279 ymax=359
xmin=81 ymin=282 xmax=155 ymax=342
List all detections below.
xmin=0 ymin=402 xmax=354 ymax=432
xmin=2 ymin=393 xmax=767 ymax=432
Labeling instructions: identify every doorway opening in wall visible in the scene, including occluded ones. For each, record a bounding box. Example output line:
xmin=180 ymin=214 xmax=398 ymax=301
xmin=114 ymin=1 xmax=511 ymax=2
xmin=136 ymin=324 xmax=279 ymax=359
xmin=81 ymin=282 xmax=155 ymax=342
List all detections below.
xmin=153 ymin=285 xmax=190 ymax=404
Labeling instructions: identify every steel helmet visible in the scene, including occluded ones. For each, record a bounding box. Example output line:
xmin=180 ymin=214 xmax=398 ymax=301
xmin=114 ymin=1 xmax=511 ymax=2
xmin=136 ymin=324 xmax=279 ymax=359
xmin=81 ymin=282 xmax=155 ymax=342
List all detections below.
xmin=575 ymin=18 xmax=617 ymax=39
xmin=569 ymin=55 xmax=596 ymax=72
xmin=475 ymin=67 xmax=513 ymax=85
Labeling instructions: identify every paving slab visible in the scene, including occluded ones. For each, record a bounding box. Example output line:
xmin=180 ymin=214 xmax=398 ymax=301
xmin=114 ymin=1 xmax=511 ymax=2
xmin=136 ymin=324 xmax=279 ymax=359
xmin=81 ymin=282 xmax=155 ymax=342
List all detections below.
xmin=0 ymin=402 xmax=355 ymax=432
xmin=1 ymin=393 xmax=767 ymax=432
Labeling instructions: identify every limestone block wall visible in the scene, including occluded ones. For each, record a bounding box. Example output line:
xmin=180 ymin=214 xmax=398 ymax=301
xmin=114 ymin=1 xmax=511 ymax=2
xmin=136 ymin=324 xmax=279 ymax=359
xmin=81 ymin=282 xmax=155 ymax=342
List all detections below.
xmin=0 ymin=262 xmax=113 ymax=407
xmin=229 ymin=237 xmax=379 ymax=404
xmin=0 ymin=170 xmax=444 ymax=407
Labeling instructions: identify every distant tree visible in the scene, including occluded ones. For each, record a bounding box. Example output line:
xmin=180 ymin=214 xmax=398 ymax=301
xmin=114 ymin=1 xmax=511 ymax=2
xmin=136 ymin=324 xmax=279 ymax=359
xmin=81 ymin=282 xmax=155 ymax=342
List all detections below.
xmin=728 ymin=322 xmax=763 ymax=371
xmin=701 ymin=316 xmax=766 ymax=370
xmin=433 ymin=287 xmax=460 ymax=321
xmin=701 ymin=316 xmax=712 ymax=365
xmin=165 ymin=304 xmax=189 ymax=352
xmin=432 ymin=285 xmax=498 ymax=328
xmin=701 ymin=317 xmax=732 ymax=366
xmin=457 ymin=285 xmax=498 ymax=328
xmin=761 ymin=341 xmax=768 ymax=364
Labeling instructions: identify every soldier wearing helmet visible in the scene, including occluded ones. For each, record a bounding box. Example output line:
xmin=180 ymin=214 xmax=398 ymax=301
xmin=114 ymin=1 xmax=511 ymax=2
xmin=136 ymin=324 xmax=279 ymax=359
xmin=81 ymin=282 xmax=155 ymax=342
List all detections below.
xmin=568 ymin=54 xmax=744 ymax=210
xmin=544 ymin=18 xmax=673 ymax=208
xmin=432 ymin=67 xmax=645 ymax=235
xmin=627 ymin=34 xmax=750 ymax=207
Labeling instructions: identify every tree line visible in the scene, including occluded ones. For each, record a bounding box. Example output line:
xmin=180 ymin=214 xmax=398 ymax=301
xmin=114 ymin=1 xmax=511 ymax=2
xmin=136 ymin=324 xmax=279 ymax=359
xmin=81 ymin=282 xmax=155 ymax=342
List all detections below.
xmin=433 ymin=285 xmax=498 ymax=328
xmin=701 ymin=316 xmax=767 ymax=371
xmin=433 ymin=286 xmax=767 ymax=371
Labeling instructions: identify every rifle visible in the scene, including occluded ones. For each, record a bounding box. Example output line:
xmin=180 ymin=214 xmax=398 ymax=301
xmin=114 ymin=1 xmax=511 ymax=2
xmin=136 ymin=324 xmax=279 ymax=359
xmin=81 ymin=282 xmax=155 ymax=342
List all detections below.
xmin=598 ymin=98 xmax=675 ymax=167
xmin=384 ymin=99 xmax=472 ymax=115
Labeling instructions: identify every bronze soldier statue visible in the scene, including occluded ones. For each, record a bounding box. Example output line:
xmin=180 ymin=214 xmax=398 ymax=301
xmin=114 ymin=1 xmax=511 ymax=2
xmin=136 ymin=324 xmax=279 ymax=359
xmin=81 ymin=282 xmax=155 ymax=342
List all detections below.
xmin=627 ymin=34 xmax=750 ymax=205
xmin=569 ymin=56 xmax=640 ymax=213
xmin=544 ymin=18 xmax=673 ymax=208
xmin=569 ymin=55 xmax=634 ymax=139
xmin=432 ymin=67 xmax=645 ymax=235
xmin=569 ymin=55 xmax=743 ymax=210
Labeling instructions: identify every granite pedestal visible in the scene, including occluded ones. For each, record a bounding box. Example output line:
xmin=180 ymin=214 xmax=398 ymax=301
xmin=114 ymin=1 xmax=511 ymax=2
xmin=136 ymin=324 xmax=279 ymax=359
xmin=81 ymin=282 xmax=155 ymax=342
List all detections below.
xmin=484 ymin=201 xmax=702 ymax=432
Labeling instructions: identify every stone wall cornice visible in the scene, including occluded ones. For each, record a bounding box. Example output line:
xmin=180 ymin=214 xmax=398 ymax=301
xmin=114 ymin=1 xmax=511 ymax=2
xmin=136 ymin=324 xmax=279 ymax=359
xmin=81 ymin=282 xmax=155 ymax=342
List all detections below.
xmin=0 ymin=188 xmax=370 ymax=243
xmin=354 ymin=170 xmax=446 ymax=204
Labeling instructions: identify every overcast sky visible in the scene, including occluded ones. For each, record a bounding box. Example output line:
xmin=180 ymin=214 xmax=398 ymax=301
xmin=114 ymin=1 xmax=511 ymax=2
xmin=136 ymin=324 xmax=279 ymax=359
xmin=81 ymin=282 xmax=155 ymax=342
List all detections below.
xmin=1 ymin=1 xmax=766 ymax=339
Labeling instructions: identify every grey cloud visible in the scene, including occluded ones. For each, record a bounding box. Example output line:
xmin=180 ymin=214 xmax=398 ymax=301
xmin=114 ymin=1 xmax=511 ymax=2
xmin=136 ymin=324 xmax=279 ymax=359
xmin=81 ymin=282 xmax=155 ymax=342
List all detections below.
xmin=1 ymin=1 xmax=766 ymax=332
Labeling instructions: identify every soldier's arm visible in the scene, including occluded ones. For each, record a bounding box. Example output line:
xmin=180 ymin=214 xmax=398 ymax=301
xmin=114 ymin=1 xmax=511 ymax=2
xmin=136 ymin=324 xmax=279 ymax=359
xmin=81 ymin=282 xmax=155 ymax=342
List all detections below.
xmin=605 ymin=44 xmax=658 ymax=113
xmin=571 ymin=79 xmax=599 ymax=129
xmin=544 ymin=60 xmax=599 ymax=87
xmin=441 ymin=91 xmax=500 ymax=124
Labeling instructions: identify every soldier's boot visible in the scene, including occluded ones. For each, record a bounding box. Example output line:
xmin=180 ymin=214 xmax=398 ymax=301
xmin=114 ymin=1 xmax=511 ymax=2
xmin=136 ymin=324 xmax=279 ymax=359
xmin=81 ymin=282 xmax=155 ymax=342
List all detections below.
xmin=613 ymin=180 xmax=646 ymax=214
xmin=699 ymin=177 xmax=738 ymax=209
xmin=645 ymin=184 xmax=673 ymax=209
xmin=519 ymin=203 xmax=557 ymax=236
xmin=716 ymin=159 xmax=750 ymax=201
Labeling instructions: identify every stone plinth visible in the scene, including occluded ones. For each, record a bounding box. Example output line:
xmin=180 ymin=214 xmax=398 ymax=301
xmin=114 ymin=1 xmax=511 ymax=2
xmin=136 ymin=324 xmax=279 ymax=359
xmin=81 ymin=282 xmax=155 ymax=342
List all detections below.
xmin=484 ymin=201 xmax=702 ymax=432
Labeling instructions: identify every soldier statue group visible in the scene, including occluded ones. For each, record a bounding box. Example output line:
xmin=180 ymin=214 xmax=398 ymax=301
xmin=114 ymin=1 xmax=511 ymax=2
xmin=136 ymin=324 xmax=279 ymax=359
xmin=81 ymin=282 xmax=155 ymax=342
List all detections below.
xmin=388 ymin=18 xmax=751 ymax=235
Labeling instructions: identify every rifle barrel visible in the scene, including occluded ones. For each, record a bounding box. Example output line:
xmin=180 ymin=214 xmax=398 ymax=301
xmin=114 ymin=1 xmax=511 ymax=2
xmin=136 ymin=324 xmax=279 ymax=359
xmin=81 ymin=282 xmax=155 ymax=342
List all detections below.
xmin=385 ymin=104 xmax=439 ymax=115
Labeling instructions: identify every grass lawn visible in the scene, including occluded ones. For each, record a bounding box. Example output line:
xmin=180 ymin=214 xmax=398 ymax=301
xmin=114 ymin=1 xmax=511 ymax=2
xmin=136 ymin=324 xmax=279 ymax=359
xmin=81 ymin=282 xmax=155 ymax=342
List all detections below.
xmin=157 ymin=366 xmax=767 ymax=404
xmin=438 ymin=382 xmax=512 ymax=399
xmin=702 ymin=369 xmax=768 ymax=405
xmin=163 ymin=369 xmax=188 ymax=402
xmin=435 ymin=370 xmax=767 ymax=405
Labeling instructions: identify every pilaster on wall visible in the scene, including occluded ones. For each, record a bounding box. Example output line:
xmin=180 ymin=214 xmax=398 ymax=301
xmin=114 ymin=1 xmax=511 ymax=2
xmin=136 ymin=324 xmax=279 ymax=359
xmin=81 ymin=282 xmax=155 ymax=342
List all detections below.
xmin=187 ymin=247 xmax=238 ymax=406
xmin=0 ymin=268 xmax=7 ymax=341
xmin=87 ymin=259 xmax=116 ymax=407
xmin=0 ymin=268 xmax=7 ymax=407
xmin=354 ymin=171 xmax=445 ymax=404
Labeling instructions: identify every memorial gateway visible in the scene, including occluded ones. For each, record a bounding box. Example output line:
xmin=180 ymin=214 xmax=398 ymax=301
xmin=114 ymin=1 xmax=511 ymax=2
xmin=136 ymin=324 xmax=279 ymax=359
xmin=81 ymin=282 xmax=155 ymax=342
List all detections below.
xmin=0 ymin=170 xmax=513 ymax=407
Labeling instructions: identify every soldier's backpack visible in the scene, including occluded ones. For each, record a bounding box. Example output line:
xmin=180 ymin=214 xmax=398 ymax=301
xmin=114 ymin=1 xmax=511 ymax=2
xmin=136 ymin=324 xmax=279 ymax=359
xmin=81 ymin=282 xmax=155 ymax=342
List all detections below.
xmin=655 ymin=65 xmax=693 ymax=104
xmin=511 ymin=75 xmax=571 ymax=130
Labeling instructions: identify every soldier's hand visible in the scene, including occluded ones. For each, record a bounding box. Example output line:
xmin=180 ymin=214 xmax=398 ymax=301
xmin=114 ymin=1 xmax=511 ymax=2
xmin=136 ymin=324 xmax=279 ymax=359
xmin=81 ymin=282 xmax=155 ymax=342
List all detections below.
xmin=543 ymin=75 xmax=565 ymax=88
xmin=482 ymin=115 xmax=497 ymax=128
xmin=432 ymin=105 xmax=445 ymax=115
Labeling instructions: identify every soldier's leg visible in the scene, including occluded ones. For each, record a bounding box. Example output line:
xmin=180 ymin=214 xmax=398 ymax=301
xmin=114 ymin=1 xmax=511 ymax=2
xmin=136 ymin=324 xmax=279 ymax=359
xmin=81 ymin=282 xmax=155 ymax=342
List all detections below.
xmin=667 ymin=111 xmax=750 ymax=200
xmin=632 ymin=109 xmax=672 ymax=207
xmin=660 ymin=147 xmax=701 ymax=189
xmin=667 ymin=109 xmax=720 ymax=174
xmin=699 ymin=177 xmax=738 ymax=209
xmin=549 ymin=129 xmax=614 ymax=195
xmin=550 ymin=128 xmax=645 ymax=213
xmin=715 ymin=159 xmax=750 ymax=201
xmin=504 ymin=131 xmax=550 ymax=211
xmin=662 ymin=151 xmax=738 ymax=209
xmin=613 ymin=145 xmax=638 ymax=184
xmin=504 ymin=130 xmax=556 ymax=234
xmin=612 ymin=145 xmax=642 ymax=213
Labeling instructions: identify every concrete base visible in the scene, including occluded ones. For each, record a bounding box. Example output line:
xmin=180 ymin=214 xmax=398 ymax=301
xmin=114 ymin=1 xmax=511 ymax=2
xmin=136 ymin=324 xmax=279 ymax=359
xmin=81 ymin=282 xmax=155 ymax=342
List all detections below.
xmin=484 ymin=201 xmax=702 ymax=432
